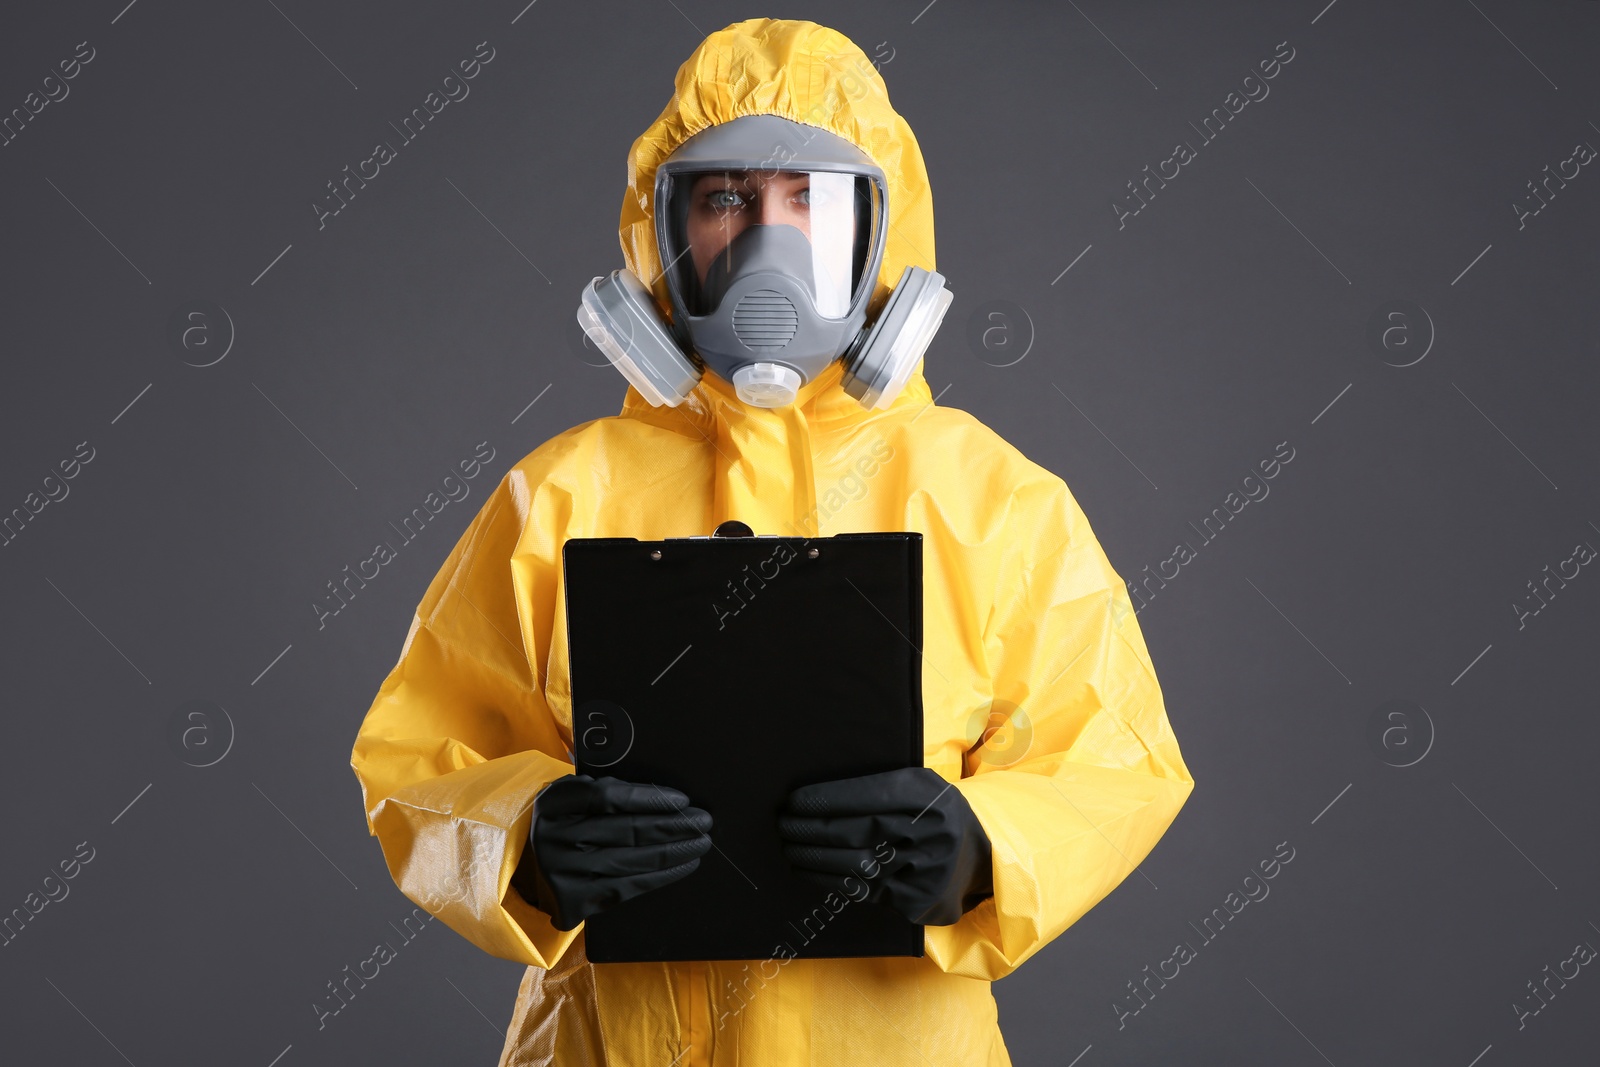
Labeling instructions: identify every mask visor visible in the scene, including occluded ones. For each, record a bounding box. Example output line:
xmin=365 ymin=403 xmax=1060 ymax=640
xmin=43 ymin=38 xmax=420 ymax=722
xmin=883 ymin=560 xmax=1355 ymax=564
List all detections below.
xmin=661 ymin=168 xmax=880 ymax=320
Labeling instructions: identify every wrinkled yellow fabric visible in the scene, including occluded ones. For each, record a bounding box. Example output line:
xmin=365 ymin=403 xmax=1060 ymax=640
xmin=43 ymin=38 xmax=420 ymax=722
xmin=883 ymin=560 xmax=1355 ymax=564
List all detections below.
xmin=349 ymin=17 xmax=1193 ymax=1067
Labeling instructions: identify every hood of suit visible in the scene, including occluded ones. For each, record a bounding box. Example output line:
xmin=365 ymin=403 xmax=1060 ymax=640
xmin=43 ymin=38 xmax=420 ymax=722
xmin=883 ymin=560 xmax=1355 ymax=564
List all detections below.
xmin=617 ymin=18 xmax=937 ymax=430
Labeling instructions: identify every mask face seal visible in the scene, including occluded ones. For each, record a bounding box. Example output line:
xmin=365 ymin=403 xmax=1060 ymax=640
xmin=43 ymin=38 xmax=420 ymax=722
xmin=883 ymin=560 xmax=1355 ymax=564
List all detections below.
xmin=576 ymin=114 xmax=953 ymax=411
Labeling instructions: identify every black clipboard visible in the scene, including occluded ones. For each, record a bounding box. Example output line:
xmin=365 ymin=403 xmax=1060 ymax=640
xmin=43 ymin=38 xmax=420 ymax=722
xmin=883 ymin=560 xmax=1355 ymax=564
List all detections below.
xmin=561 ymin=531 xmax=925 ymax=964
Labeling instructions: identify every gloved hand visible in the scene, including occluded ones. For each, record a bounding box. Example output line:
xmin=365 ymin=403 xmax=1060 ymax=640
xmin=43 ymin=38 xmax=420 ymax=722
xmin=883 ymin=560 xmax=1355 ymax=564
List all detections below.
xmin=776 ymin=767 xmax=994 ymax=926
xmin=510 ymin=774 xmax=713 ymax=931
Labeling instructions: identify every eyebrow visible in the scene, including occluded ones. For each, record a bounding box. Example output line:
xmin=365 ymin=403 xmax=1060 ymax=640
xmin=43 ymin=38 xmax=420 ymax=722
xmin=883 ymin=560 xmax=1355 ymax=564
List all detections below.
xmin=691 ymin=170 xmax=811 ymax=187
xmin=693 ymin=171 xmax=756 ymax=185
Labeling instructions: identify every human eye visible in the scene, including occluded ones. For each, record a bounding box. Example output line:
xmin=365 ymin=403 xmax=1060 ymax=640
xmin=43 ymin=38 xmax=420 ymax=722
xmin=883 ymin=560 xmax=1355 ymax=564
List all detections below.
xmin=706 ymin=188 xmax=747 ymax=212
xmin=796 ymin=182 xmax=836 ymax=210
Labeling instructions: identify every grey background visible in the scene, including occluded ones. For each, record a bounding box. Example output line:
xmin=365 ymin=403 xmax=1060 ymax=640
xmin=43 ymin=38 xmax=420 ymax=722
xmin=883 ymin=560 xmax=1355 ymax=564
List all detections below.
xmin=1 ymin=0 xmax=1596 ymax=1063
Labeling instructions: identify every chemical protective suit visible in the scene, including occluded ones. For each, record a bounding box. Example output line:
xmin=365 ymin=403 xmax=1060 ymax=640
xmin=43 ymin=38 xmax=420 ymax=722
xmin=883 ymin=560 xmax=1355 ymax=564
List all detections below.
xmin=350 ymin=18 xmax=1193 ymax=1066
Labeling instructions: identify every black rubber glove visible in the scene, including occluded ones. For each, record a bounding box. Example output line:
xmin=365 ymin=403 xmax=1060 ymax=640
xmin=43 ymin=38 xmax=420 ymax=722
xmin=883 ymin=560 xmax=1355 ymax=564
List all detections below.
xmin=776 ymin=767 xmax=994 ymax=926
xmin=510 ymin=774 xmax=712 ymax=931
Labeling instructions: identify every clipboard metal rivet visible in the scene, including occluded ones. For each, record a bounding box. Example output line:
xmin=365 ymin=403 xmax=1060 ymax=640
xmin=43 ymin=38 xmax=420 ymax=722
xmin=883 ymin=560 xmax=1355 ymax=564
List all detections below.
xmin=807 ymin=547 xmax=820 ymax=558
xmin=649 ymin=550 xmax=662 ymax=560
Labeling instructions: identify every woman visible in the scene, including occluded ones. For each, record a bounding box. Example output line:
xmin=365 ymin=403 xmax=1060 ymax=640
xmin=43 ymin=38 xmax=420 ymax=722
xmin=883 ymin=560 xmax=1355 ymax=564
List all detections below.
xmin=350 ymin=18 xmax=1193 ymax=1066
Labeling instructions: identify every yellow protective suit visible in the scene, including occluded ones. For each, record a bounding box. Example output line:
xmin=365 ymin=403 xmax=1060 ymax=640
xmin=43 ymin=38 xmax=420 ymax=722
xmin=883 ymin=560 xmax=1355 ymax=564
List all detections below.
xmin=350 ymin=18 xmax=1192 ymax=1066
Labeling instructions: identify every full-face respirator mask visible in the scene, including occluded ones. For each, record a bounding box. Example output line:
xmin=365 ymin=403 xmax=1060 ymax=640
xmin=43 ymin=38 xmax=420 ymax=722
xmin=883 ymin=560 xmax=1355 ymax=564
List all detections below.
xmin=577 ymin=115 xmax=953 ymax=409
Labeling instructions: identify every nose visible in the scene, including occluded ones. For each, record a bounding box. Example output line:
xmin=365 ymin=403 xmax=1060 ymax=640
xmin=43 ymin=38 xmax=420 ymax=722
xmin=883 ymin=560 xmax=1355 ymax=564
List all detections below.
xmin=754 ymin=187 xmax=810 ymax=242
xmin=757 ymin=187 xmax=788 ymax=227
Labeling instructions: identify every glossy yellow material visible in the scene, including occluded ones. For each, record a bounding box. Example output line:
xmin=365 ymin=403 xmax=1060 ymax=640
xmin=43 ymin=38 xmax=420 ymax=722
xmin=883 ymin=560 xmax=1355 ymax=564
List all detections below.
xmin=350 ymin=18 xmax=1192 ymax=1066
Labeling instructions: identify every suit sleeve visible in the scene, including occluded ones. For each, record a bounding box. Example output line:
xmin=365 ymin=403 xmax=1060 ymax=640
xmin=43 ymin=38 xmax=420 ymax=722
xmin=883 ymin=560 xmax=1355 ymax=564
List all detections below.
xmin=925 ymin=473 xmax=1195 ymax=981
xmin=349 ymin=468 xmax=580 ymax=969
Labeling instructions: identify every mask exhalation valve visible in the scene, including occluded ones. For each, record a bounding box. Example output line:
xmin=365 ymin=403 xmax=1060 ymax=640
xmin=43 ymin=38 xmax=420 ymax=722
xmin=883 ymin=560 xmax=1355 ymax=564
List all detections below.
xmin=732 ymin=362 xmax=803 ymax=407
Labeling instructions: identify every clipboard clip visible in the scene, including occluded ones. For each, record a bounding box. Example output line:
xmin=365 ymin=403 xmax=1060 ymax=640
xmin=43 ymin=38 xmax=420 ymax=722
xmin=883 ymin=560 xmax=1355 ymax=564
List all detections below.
xmin=712 ymin=520 xmax=754 ymax=538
